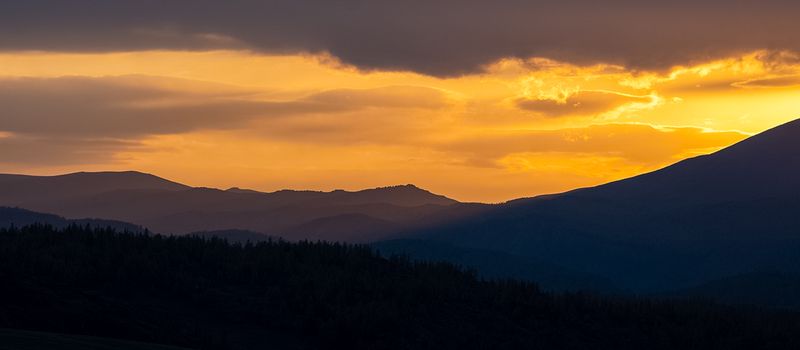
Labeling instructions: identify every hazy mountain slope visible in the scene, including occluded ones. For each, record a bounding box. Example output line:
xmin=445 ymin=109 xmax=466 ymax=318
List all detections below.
xmin=372 ymin=239 xmax=616 ymax=292
xmin=408 ymin=119 xmax=800 ymax=292
xmin=289 ymin=213 xmax=399 ymax=243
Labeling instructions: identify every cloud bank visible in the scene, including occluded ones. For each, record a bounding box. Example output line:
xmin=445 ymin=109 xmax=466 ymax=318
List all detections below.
xmin=2 ymin=0 xmax=800 ymax=76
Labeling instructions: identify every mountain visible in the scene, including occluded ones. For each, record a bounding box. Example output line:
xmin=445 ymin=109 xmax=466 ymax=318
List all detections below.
xmin=0 ymin=171 xmax=470 ymax=241
xmin=406 ymin=119 xmax=800 ymax=293
xmin=0 ymin=171 xmax=189 ymax=200
xmin=0 ymin=207 xmax=143 ymax=233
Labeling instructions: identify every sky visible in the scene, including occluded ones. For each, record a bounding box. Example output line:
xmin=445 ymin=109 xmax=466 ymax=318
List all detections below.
xmin=1 ymin=1 xmax=799 ymax=202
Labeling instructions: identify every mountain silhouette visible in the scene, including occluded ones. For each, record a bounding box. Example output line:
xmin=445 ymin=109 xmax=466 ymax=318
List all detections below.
xmin=6 ymin=119 xmax=800 ymax=302
xmin=0 ymin=172 xmax=466 ymax=241
xmin=0 ymin=171 xmax=188 ymax=201
xmin=408 ymin=119 xmax=800 ymax=293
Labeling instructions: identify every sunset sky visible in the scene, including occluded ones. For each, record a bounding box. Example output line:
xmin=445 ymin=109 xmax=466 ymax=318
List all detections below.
xmin=2 ymin=1 xmax=799 ymax=202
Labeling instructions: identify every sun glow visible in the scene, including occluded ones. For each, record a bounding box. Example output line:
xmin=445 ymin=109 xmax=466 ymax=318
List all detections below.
xmin=0 ymin=50 xmax=798 ymax=201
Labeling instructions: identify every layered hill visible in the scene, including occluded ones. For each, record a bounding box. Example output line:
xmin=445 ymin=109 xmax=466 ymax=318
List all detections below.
xmin=0 ymin=207 xmax=143 ymax=233
xmin=0 ymin=172 xmax=475 ymax=242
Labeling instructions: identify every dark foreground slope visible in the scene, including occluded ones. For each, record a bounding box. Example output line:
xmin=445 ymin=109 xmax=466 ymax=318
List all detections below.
xmin=2 ymin=225 xmax=800 ymax=350
xmin=409 ymin=119 xmax=800 ymax=293
xmin=0 ymin=328 xmax=189 ymax=350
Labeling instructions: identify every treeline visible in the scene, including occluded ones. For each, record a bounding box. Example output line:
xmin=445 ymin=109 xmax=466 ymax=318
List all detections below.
xmin=1 ymin=224 xmax=799 ymax=350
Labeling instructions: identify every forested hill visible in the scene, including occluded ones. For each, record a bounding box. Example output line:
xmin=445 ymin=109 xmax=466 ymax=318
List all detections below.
xmin=1 ymin=225 xmax=800 ymax=350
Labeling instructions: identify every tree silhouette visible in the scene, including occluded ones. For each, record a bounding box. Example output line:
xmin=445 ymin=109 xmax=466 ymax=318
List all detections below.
xmin=0 ymin=224 xmax=798 ymax=350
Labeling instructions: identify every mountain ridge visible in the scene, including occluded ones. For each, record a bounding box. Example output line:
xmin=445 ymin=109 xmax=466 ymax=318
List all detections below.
xmin=406 ymin=118 xmax=800 ymax=293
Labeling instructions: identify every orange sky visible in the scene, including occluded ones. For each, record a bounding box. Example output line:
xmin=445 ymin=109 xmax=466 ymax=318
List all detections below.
xmin=1 ymin=50 xmax=799 ymax=202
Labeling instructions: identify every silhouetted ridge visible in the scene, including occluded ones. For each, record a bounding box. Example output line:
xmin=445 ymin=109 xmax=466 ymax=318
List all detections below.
xmin=573 ymin=118 xmax=800 ymax=202
xmin=713 ymin=118 xmax=800 ymax=157
xmin=409 ymin=118 xmax=800 ymax=296
xmin=0 ymin=171 xmax=189 ymax=202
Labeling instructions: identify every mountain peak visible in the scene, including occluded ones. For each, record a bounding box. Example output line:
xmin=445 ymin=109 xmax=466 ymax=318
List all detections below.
xmin=353 ymin=184 xmax=456 ymax=206
xmin=225 ymin=187 xmax=262 ymax=194
xmin=375 ymin=184 xmax=424 ymax=191
xmin=561 ymin=117 xmax=800 ymax=202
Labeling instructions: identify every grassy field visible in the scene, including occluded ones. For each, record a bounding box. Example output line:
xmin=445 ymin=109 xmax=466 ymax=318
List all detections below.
xmin=0 ymin=329 xmax=190 ymax=350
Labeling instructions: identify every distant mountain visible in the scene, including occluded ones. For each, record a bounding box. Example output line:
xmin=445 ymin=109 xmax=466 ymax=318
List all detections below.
xmin=0 ymin=207 xmax=143 ymax=232
xmin=407 ymin=119 xmax=800 ymax=293
xmin=0 ymin=171 xmax=188 ymax=200
xmin=0 ymin=171 xmax=471 ymax=241
xmin=372 ymin=239 xmax=616 ymax=293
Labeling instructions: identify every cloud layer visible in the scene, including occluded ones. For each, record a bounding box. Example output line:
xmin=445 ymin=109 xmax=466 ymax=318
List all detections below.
xmin=0 ymin=76 xmax=448 ymax=138
xmin=0 ymin=75 xmax=450 ymax=165
xmin=3 ymin=0 xmax=800 ymax=76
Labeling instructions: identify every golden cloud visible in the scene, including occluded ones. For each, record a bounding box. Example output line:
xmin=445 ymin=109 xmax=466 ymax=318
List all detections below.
xmin=516 ymin=91 xmax=656 ymax=117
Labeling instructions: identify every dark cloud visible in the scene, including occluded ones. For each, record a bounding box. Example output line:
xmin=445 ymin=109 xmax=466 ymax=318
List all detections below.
xmin=517 ymin=91 xmax=653 ymax=117
xmin=754 ymin=51 xmax=800 ymax=71
xmin=2 ymin=0 xmax=799 ymax=76
xmin=0 ymin=134 xmax=143 ymax=165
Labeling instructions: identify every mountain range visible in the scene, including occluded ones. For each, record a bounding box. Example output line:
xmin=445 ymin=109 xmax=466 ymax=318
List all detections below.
xmin=3 ymin=118 xmax=800 ymax=304
xmin=0 ymin=171 xmax=480 ymax=242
